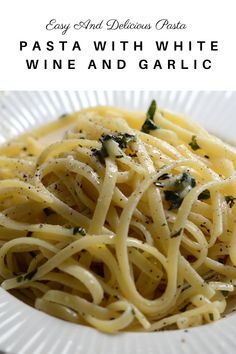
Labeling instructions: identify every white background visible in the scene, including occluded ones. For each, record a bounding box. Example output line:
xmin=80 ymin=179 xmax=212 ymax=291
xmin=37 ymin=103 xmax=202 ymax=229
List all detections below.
xmin=0 ymin=0 xmax=235 ymax=90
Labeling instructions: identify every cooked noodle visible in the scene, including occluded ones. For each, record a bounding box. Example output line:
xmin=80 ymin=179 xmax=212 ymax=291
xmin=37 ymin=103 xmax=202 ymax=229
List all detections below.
xmin=0 ymin=102 xmax=236 ymax=332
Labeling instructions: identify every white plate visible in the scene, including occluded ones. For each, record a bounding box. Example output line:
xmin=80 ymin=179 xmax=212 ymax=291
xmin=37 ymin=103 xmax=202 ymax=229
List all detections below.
xmin=0 ymin=91 xmax=236 ymax=354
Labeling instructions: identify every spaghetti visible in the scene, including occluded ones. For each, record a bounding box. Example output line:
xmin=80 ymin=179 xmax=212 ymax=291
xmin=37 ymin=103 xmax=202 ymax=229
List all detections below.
xmin=0 ymin=101 xmax=236 ymax=333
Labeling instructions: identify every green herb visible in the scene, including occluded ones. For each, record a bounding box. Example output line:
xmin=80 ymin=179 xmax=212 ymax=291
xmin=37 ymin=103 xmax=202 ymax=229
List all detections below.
xmin=225 ymin=195 xmax=236 ymax=208
xmin=164 ymin=190 xmax=182 ymax=210
xmin=17 ymin=269 xmax=37 ymax=283
xmin=209 ymin=313 xmax=214 ymax=321
xmin=175 ymin=172 xmax=196 ymax=190
xmin=26 ymin=231 xmax=33 ymax=237
xmin=16 ymin=275 xmax=23 ymax=283
xmin=204 ymin=155 xmax=210 ymax=159
xmin=171 ymin=228 xmax=182 ymax=238
xmin=101 ymin=133 xmax=136 ymax=149
xmin=24 ymin=269 xmax=37 ymax=281
xmin=198 ymin=189 xmax=210 ymax=200
xmin=73 ymin=226 xmax=86 ymax=236
xmin=92 ymin=145 xmax=109 ymax=164
xmin=157 ymin=173 xmax=171 ymax=181
xmin=30 ymin=251 xmax=36 ymax=258
xmin=189 ymin=135 xmax=200 ymax=151
xmin=147 ymin=100 xmax=156 ymax=120
xmin=92 ymin=133 xmax=136 ymax=164
xmin=112 ymin=133 xmax=136 ymax=149
xmin=131 ymin=308 xmax=135 ymax=315
xmin=141 ymin=100 xmax=159 ymax=134
xmin=180 ymin=304 xmax=189 ymax=312
xmin=221 ymin=290 xmax=229 ymax=297
xmin=163 ymin=172 xmax=196 ymax=210
xmin=43 ymin=207 xmax=55 ymax=216
xmin=59 ymin=113 xmax=68 ymax=119
xmin=155 ymin=172 xmax=195 ymax=191
xmin=141 ymin=118 xmax=157 ymax=133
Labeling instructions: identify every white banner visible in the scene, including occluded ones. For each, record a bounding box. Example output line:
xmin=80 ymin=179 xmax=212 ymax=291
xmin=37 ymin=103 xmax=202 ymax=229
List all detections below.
xmin=0 ymin=0 xmax=235 ymax=89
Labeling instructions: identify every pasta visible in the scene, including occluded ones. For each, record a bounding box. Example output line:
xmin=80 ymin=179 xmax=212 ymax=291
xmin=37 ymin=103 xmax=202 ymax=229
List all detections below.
xmin=0 ymin=101 xmax=236 ymax=333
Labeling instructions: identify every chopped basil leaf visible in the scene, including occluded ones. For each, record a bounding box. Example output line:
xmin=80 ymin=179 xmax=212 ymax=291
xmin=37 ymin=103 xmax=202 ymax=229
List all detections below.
xmin=101 ymin=133 xmax=136 ymax=149
xmin=171 ymin=228 xmax=182 ymax=238
xmin=221 ymin=290 xmax=229 ymax=297
xmin=141 ymin=100 xmax=159 ymax=134
xmin=24 ymin=269 xmax=37 ymax=281
xmin=157 ymin=173 xmax=171 ymax=181
xmin=225 ymin=195 xmax=236 ymax=208
xmin=26 ymin=231 xmax=33 ymax=237
xmin=164 ymin=190 xmax=183 ymax=210
xmin=204 ymin=155 xmax=210 ymax=159
xmin=131 ymin=308 xmax=135 ymax=315
xmin=30 ymin=251 xmax=36 ymax=258
xmin=43 ymin=207 xmax=55 ymax=216
xmin=93 ymin=133 xmax=136 ymax=164
xmin=198 ymin=189 xmax=210 ymax=200
xmin=141 ymin=118 xmax=157 ymax=133
xmin=17 ymin=269 xmax=37 ymax=282
xmin=180 ymin=304 xmax=189 ymax=312
xmin=189 ymin=135 xmax=200 ymax=151
xmin=58 ymin=113 xmax=68 ymax=119
xmin=92 ymin=145 xmax=109 ymax=164
xmin=175 ymin=172 xmax=196 ymax=190
xmin=115 ymin=133 xmax=136 ymax=149
xmin=209 ymin=313 xmax=214 ymax=321
xmin=73 ymin=226 xmax=86 ymax=236
xmin=147 ymin=100 xmax=156 ymax=121
xmin=16 ymin=275 xmax=23 ymax=283
xmin=163 ymin=172 xmax=196 ymax=210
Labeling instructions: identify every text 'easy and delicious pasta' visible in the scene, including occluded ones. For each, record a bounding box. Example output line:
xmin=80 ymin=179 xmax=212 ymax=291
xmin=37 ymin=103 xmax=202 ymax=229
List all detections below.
xmin=0 ymin=102 xmax=236 ymax=332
